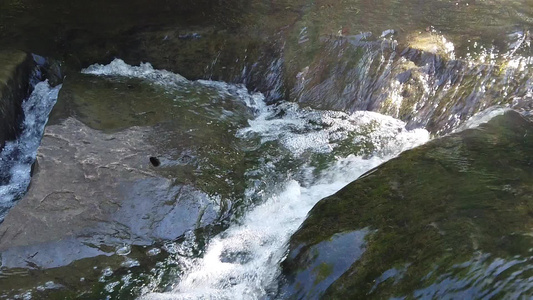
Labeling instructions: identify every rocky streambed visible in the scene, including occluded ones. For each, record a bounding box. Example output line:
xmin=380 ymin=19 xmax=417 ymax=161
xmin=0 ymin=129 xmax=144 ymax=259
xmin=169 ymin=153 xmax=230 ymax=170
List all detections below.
xmin=0 ymin=0 xmax=532 ymax=299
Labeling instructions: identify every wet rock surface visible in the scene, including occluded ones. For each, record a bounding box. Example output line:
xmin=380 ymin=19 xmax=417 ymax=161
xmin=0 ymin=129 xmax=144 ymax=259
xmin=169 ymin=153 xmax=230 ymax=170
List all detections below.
xmin=0 ymin=0 xmax=304 ymax=101
xmin=1 ymin=0 xmax=531 ymax=124
xmin=0 ymin=71 xmax=255 ymax=298
xmin=0 ymin=0 xmax=531 ymax=298
xmin=272 ymin=0 xmax=532 ymax=133
xmin=285 ymin=27 xmax=532 ymax=134
xmin=0 ymin=50 xmax=34 ymax=149
xmin=281 ymin=110 xmax=533 ymax=299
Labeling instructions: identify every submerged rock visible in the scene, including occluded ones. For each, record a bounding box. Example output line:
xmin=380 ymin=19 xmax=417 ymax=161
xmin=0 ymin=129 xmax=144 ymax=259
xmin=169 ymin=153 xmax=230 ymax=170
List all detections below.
xmin=404 ymin=32 xmax=455 ymax=60
xmin=286 ymin=28 xmax=532 ymax=134
xmin=0 ymin=50 xmax=34 ymax=149
xmin=281 ymin=110 xmax=533 ymax=299
xmin=0 ymin=71 xmax=255 ymax=297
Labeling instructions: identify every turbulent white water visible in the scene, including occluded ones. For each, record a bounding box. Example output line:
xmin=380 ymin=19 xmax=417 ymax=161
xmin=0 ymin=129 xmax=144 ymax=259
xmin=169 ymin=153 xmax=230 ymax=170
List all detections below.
xmin=2 ymin=56 xmax=526 ymax=299
xmin=80 ymin=58 xmax=527 ymax=299
xmin=0 ymin=81 xmax=61 ymax=221
xmin=4 ymin=58 xmax=522 ymax=299
xmin=82 ymin=59 xmax=187 ymax=86
xmin=129 ymin=69 xmax=430 ymax=299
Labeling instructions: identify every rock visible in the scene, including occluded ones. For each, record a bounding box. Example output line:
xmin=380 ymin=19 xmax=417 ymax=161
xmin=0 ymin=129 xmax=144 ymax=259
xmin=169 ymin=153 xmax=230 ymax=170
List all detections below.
xmin=278 ymin=0 xmax=532 ymax=134
xmin=0 ymin=50 xmax=34 ymax=149
xmin=286 ymin=27 xmax=532 ymax=134
xmin=0 ymin=71 xmax=254 ymax=297
xmin=0 ymin=0 xmax=305 ymax=102
xmin=1 ymin=0 xmax=530 ymax=130
xmin=31 ymin=54 xmax=64 ymax=87
xmin=0 ymin=239 xmax=170 ymax=299
xmin=280 ymin=110 xmax=533 ymax=299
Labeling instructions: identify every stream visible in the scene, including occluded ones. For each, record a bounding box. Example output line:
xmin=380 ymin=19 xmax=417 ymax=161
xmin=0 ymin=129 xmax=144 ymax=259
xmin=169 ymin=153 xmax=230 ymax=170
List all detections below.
xmin=77 ymin=59 xmax=429 ymax=299
xmin=0 ymin=2 xmax=532 ymax=298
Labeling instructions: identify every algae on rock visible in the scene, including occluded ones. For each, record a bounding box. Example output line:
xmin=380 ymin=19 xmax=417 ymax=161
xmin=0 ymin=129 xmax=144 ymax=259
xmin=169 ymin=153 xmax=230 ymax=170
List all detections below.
xmin=281 ymin=110 xmax=533 ymax=299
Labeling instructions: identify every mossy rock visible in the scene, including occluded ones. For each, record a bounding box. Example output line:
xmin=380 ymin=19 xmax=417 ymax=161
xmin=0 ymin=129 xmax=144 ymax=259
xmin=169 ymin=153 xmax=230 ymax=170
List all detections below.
xmin=0 ymin=240 xmax=170 ymax=299
xmin=281 ymin=110 xmax=533 ymax=299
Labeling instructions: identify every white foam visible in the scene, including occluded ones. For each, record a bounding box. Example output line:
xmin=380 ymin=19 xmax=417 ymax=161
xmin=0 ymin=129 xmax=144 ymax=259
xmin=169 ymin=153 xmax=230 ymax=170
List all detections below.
xmin=142 ymin=98 xmax=430 ymax=300
xmin=238 ymin=101 xmax=429 ymax=157
xmin=82 ymin=59 xmax=266 ymax=113
xmin=0 ymin=81 xmax=61 ymax=221
xmin=82 ymin=59 xmax=187 ymax=87
xmin=81 ymin=60 xmax=431 ymax=300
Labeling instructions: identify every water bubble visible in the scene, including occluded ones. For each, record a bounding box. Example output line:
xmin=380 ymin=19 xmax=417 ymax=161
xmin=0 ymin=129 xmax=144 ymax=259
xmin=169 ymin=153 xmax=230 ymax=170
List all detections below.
xmin=104 ymin=281 xmax=120 ymax=293
xmin=116 ymin=244 xmax=131 ymax=256
xmin=121 ymin=258 xmax=141 ymax=268
xmin=99 ymin=267 xmax=114 ymax=282
xmin=147 ymin=248 xmax=161 ymax=256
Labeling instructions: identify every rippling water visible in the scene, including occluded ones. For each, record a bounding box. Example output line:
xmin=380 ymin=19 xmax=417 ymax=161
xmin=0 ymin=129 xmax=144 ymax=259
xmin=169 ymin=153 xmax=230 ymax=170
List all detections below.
xmin=140 ymin=88 xmax=429 ymax=300
xmin=0 ymin=4 xmax=532 ymax=294
xmin=75 ymin=59 xmax=430 ymax=299
xmin=290 ymin=29 xmax=532 ymax=134
xmin=2 ymin=49 xmax=528 ymax=297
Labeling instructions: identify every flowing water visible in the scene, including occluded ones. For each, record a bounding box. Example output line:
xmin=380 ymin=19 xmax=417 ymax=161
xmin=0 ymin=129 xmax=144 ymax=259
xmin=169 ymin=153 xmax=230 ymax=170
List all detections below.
xmin=0 ymin=81 xmax=61 ymax=222
xmin=77 ymin=59 xmax=429 ymax=299
xmin=288 ymin=29 xmax=532 ymax=134
xmin=135 ymin=34 xmax=532 ymax=299
xmin=0 ymin=6 xmax=532 ymax=296
xmin=1 ymin=42 xmax=531 ymax=298
xmin=140 ymin=105 xmax=429 ymax=299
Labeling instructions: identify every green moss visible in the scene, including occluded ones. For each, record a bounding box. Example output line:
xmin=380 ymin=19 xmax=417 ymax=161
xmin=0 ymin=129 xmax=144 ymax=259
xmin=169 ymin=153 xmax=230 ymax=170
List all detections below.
xmin=0 ymin=50 xmax=27 ymax=87
xmin=313 ymin=263 xmax=334 ymax=285
xmin=0 ymin=50 xmax=31 ymax=148
xmin=283 ymin=111 xmax=533 ymax=298
xmin=0 ymin=242 xmax=170 ymax=299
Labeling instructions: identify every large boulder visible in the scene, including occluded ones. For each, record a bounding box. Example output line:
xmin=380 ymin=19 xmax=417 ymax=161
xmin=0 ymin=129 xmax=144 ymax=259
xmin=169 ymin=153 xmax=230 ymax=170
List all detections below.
xmin=0 ymin=67 xmax=257 ymax=298
xmin=280 ymin=110 xmax=533 ymax=299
